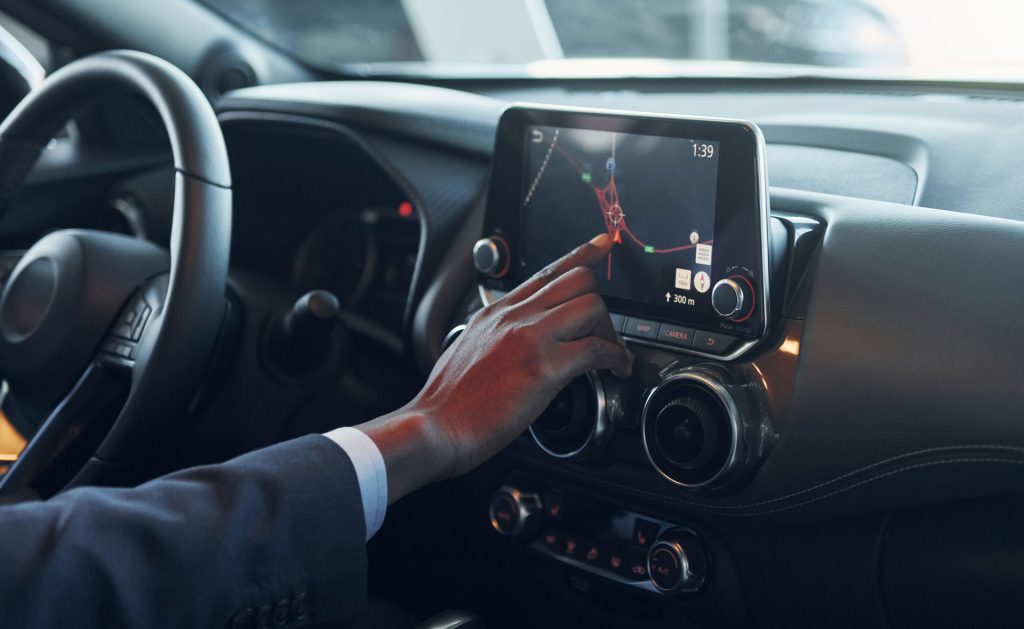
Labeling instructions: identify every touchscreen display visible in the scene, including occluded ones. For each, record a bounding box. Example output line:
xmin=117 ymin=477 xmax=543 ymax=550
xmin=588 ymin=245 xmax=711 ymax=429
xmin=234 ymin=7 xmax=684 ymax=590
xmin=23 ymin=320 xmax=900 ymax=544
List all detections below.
xmin=482 ymin=105 xmax=769 ymax=353
xmin=522 ymin=125 xmax=722 ymax=311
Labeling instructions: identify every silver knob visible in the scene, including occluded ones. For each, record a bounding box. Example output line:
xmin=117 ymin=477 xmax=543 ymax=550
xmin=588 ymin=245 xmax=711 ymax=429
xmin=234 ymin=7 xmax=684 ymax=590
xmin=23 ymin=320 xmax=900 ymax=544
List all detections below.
xmin=473 ymin=237 xmax=508 ymax=277
xmin=488 ymin=485 xmax=542 ymax=537
xmin=647 ymin=528 xmax=707 ymax=593
xmin=711 ymin=278 xmax=746 ymax=319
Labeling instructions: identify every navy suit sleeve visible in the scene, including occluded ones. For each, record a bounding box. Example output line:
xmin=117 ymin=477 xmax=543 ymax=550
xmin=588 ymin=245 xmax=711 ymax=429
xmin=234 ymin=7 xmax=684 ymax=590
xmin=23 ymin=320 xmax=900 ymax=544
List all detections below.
xmin=0 ymin=434 xmax=368 ymax=628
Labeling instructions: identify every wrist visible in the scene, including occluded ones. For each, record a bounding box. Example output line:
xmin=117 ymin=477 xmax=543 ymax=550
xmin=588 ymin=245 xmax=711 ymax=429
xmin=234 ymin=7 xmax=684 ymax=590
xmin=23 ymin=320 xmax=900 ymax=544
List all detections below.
xmin=356 ymin=405 xmax=456 ymax=503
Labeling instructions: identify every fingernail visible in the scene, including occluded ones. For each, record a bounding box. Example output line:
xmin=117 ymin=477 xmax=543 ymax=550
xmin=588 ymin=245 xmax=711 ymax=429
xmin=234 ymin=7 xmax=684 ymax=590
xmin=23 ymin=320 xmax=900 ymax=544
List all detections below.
xmin=589 ymin=233 xmax=610 ymax=247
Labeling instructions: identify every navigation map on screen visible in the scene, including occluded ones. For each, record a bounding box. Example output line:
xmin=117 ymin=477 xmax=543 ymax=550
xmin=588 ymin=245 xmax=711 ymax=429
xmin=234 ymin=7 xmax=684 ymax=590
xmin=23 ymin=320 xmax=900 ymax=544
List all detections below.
xmin=522 ymin=125 xmax=721 ymax=309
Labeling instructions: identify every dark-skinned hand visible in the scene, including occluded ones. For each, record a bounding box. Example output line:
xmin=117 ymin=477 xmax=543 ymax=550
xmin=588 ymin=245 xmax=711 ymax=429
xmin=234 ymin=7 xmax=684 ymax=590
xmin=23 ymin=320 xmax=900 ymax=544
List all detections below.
xmin=358 ymin=233 xmax=633 ymax=502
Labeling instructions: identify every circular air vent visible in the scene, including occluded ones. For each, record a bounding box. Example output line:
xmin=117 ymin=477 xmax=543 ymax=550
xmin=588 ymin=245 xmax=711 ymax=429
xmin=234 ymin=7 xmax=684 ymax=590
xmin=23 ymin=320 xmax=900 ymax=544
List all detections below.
xmin=642 ymin=370 xmax=741 ymax=490
xmin=530 ymin=371 xmax=607 ymax=459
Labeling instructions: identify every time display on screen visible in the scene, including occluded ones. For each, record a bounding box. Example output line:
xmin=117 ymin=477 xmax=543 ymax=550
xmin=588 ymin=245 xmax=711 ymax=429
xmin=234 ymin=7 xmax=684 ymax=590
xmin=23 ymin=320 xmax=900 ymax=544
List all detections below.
xmin=692 ymin=142 xmax=715 ymax=159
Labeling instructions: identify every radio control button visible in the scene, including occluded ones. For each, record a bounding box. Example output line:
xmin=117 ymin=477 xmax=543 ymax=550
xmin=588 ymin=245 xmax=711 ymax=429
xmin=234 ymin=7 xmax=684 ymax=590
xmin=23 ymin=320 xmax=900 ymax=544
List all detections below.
xmin=692 ymin=330 xmax=738 ymax=355
xmin=711 ymin=278 xmax=744 ymax=318
xmin=658 ymin=324 xmax=695 ymax=348
xmin=624 ymin=317 xmax=659 ymax=339
xmin=711 ymin=275 xmax=756 ymax=322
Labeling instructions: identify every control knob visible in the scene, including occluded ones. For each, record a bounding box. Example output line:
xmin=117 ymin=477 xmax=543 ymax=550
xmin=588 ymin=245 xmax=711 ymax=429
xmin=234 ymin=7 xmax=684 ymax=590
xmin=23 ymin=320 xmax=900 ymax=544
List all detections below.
xmin=473 ymin=237 xmax=510 ymax=278
xmin=647 ymin=528 xmax=708 ymax=593
xmin=488 ymin=485 xmax=542 ymax=537
xmin=711 ymin=276 xmax=755 ymax=322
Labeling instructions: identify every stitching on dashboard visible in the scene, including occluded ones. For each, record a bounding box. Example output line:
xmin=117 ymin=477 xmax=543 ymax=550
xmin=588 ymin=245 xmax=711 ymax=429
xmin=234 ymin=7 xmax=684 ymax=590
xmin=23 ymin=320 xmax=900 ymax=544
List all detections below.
xmin=727 ymin=457 xmax=1024 ymax=516
xmin=535 ymin=446 xmax=1024 ymax=516
xmin=698 ymin=444 xmax=1024 ymax=510
xmin=555 ymin=456 xmax=1024 ymax=517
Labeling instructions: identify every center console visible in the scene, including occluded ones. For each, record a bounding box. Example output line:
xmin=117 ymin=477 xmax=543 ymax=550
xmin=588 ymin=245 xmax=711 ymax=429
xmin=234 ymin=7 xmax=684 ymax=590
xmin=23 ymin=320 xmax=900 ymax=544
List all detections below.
xmin=457 ymin=104 xmax=814 ymax=606
xmin=472 ymin=104 xmax=775 ymax=490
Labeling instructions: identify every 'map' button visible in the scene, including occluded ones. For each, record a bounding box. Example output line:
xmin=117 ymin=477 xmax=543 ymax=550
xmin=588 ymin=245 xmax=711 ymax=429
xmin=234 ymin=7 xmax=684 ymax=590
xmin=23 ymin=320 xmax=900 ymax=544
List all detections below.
xmin=658 ymin=324 xmax=695 ymax=348
xmin=624 ymin=317 xmax=659 ymax=339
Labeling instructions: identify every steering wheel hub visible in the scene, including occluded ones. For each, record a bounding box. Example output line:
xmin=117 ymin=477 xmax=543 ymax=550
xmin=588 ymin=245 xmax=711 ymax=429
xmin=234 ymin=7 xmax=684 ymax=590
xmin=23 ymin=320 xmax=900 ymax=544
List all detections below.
xmin=1 ymin=256 xmax=56 ymax=340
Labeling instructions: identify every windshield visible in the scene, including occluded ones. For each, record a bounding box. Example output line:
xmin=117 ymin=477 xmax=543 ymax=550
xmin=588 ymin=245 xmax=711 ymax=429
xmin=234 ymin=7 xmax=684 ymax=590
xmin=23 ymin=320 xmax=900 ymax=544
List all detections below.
xmin=199 ymin=0 xmax=1024 ymax=78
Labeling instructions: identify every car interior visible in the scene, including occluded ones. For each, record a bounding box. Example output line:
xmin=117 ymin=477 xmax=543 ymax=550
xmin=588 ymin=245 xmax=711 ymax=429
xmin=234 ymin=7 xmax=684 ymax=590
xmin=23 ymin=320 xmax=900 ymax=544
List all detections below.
xmin=1 ymin=1 xmax=1023 ymax=628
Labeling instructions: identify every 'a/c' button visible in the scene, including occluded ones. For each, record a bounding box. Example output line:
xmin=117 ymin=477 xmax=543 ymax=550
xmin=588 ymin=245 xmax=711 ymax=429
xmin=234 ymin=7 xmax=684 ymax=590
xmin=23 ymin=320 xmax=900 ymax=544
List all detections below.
xmin=624 ymin=317 xmax=659 ymax=339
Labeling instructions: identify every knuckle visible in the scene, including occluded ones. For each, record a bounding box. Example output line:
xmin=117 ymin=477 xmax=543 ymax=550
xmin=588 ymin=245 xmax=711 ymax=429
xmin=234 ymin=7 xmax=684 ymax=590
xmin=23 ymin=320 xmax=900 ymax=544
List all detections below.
xmin=584 ymin=336 xmax=606 ymax=357
xmin=536 ymin=357 xmax=557 ymax=381
xmin=495 ymin=303 xmax=521 ymax=326
xmin=532 ymin=265 xmax=556 ymax=281
xmin=469 ymin=303 xmax=495 ymax=325
xmin=566 ymin=265 xmax=596 ymax=288
xmin=579 ymin=292 xmax=605 ymax=313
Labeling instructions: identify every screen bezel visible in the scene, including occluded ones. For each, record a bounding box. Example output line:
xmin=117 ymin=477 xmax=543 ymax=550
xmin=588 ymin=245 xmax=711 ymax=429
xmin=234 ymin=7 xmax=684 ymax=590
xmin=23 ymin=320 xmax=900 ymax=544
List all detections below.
xmin=483 ymin=104 xmax=771 ymax=351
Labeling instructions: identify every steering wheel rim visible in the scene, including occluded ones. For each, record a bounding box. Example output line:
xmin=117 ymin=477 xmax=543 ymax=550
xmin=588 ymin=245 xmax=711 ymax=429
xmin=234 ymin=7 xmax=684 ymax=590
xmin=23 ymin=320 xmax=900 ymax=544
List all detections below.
xmin=0 ymin=50 xmax=231 ymax=496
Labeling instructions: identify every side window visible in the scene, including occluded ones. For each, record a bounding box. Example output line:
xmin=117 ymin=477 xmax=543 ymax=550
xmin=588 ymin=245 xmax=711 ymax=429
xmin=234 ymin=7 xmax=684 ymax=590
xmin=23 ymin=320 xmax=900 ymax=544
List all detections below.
xmin=0 ymin=11 xmax=48 ymax=119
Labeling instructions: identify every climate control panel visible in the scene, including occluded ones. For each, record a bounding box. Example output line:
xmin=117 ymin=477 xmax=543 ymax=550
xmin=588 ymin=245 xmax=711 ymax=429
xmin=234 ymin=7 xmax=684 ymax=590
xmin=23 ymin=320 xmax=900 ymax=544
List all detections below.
xmin=489 ymin=484 xmax=709 ymax=596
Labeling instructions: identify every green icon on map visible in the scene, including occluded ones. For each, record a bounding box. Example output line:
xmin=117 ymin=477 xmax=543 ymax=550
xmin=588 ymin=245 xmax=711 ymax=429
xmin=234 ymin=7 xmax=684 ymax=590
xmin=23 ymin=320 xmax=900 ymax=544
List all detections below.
xmin=581 ymin=172 xmax=592 ymax=183
xmin=644 ymin=245 xmax=654 ymax=253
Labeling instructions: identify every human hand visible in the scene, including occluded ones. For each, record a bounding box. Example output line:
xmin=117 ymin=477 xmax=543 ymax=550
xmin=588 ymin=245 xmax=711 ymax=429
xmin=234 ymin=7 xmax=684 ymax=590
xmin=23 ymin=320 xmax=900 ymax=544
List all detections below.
xmin=358 ymin=233 xmax=633 ymax=501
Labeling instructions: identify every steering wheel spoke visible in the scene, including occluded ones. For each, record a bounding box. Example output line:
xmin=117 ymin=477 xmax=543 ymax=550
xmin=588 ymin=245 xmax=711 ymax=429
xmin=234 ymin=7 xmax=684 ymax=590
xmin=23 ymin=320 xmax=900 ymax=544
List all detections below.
xmin=0 ymin=279 xmax=174 ymax=498
xmin=0 ymin=359 xmax=131 ymax=499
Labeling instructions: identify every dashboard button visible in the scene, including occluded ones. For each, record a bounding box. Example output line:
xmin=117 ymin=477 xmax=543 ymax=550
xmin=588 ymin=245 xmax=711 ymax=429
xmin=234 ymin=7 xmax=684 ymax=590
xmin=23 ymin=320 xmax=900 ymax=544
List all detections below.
xmin=607 ymin=551 xmax=627 ymax=575
xmin=625 ymin=555 xmax=649 ymax=581
xmin=609 ymin=313 xmax=626 ymax=333
xmin=632 ymin=518 xmax=660 ymax=549
xmin=489 ymin=494 xmax=518 ymax=533
xmin=541 ymin=528 xmax=561 ymax=550
xmin=646 ymin=529 xmax=707 ymax=593
xmin=648 ymin=543 xmax=684 ymax=591
xmin=624 ymin=317 xmax=659 ymax=340
xmin=488 ymin=485 xmax=542 ymax=537
xmin=693 ymin=330 xmax=738 ymax=355
xmin=543 ymin=491 xmax=565 ymax=520
xmin=563 ymin=536 xmax=582 ymax=558
xmin=583 ymin=543 xmax=604 ymax=565
xmin=658 ymin=324 xmax=694 ymax=348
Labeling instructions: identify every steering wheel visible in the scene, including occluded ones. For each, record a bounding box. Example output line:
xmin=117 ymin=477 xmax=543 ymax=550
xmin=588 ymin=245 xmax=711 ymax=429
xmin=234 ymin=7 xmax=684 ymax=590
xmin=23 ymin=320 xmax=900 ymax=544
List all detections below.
xmin=0 ymin=51 xmax=231 ymax=498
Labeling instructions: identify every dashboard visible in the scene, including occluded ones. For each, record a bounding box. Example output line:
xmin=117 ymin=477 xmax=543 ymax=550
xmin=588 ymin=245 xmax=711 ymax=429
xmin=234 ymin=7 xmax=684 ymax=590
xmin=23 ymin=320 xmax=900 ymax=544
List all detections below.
xmin=40 ymin=76 xmax=1022 ymax=628
xmin=208 ymin=79 xmax=1024 ymax=629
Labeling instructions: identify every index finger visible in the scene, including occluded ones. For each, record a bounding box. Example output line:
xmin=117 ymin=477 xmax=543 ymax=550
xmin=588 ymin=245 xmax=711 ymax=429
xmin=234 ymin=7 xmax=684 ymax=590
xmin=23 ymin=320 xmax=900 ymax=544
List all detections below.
xmin=507 ymin=233 xmax=612 ymax=305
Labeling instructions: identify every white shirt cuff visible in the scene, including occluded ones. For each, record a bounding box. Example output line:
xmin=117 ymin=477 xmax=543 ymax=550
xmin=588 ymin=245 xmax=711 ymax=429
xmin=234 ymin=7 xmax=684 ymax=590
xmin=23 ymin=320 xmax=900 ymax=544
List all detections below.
xmin=321 ymin=427 xmax=388 ymax=540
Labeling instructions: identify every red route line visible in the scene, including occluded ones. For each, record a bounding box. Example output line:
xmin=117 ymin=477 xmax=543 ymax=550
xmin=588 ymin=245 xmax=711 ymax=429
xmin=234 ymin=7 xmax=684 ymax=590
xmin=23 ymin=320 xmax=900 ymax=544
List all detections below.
xmin=592 ymin=173 xmax=711 ymax=252
xmin=549 ymin=143 xmax=713 ymax=280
